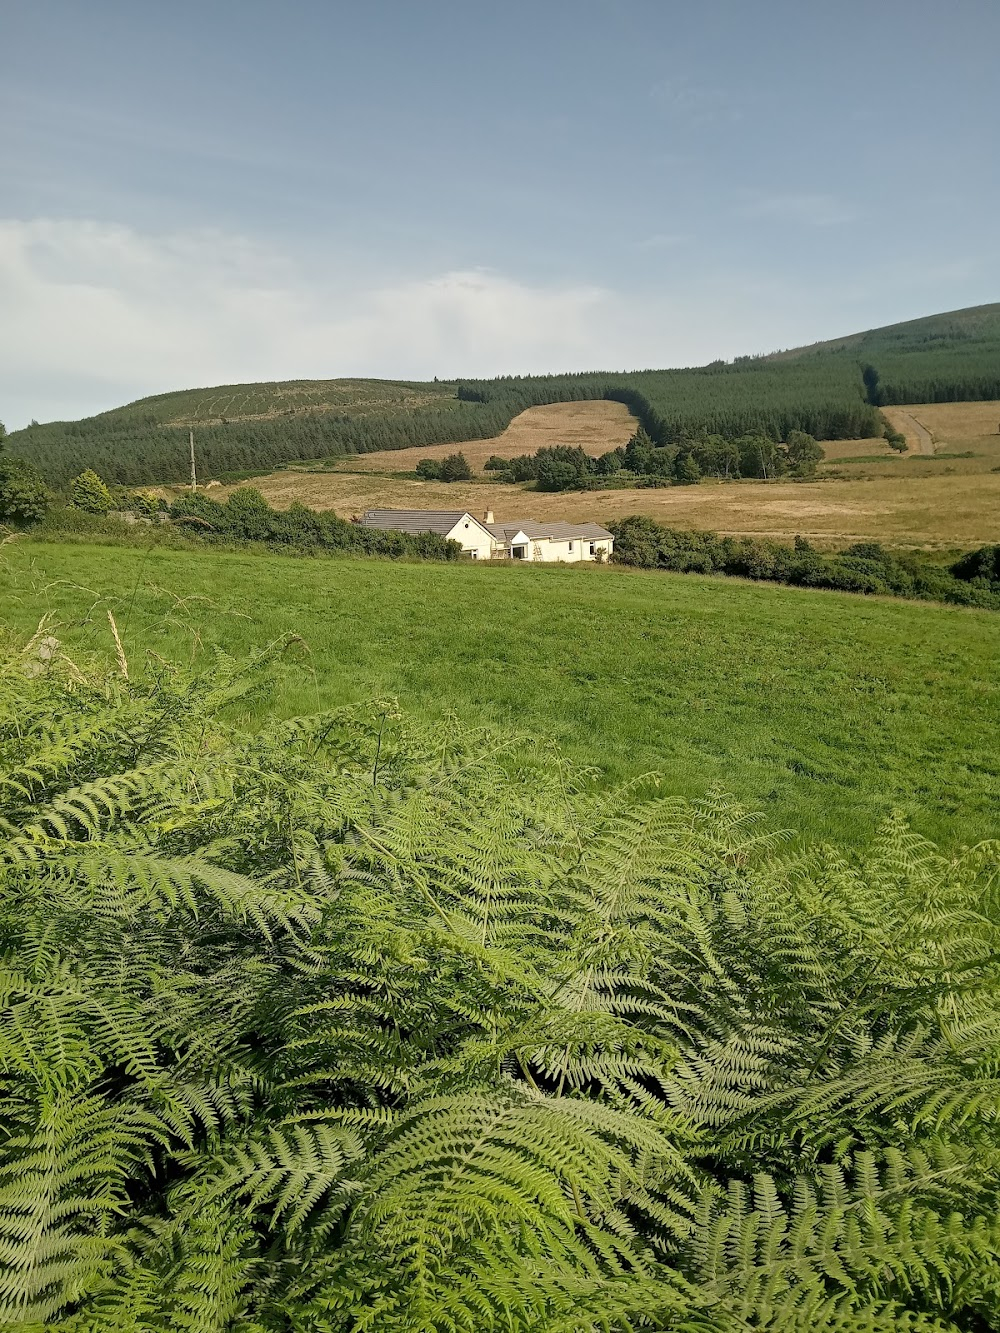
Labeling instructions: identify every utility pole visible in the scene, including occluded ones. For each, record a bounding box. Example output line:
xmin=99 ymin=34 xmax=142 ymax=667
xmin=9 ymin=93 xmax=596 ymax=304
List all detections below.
xmin=189 ymin=429 xmax=198 ymax=491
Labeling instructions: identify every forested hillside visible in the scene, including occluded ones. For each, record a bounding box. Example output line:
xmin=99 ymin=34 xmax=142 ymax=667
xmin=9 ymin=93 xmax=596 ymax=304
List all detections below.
xmin=460 ymin=304 xmax=1000 ymax=443
xmin=9 ymin=304 xmax=1000 ymax=486
xmin=8 ymin=378 xmax=519 ymax=487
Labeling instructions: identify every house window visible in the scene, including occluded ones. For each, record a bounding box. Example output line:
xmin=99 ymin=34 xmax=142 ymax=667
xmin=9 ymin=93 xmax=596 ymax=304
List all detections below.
xmin=568 ymin=541 xmax=574 ymax=552
xmin=589 ymin=542 xmax=596 ymax=555
xmin=512 ymin=544 xmax=527 ymax=560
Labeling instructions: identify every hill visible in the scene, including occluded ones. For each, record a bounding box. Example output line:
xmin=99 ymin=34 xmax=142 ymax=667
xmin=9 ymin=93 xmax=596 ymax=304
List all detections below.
xmin=8 ymin=303 xmax=1000 ymax=487
xmin=7 ymin=376 xmax=519 ymax=487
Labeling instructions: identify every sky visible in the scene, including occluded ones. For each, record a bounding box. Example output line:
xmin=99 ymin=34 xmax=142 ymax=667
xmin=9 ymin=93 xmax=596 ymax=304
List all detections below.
xmin=2 ymin=0 xmax=998 ymax=428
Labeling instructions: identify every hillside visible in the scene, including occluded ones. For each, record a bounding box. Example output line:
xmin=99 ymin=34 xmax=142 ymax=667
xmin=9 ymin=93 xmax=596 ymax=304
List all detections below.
xmin=8 ymin=376 xmax=517 ymax=487
xmin=213 ymin=397 xmax=1000 ymax=550
xmin=9 ymin=303 xmax=1000 ymax=487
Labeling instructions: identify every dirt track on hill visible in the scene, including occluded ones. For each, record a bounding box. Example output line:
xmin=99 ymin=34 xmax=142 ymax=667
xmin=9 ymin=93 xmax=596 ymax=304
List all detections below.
xmin=882 ymin=408 xmax=934 ymax=454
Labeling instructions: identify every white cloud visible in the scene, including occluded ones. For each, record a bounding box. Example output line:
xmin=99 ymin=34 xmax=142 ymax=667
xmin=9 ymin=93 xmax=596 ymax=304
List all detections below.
xmin=0 ymin=219 xmax=630 ymax=427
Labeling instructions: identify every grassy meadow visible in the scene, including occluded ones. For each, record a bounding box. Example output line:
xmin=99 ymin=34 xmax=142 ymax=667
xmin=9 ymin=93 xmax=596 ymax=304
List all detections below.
xmin=2 ymin=539 xmax=997 ymax=849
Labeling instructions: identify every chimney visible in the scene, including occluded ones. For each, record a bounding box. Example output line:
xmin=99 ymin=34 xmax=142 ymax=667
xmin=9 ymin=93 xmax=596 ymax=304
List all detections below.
xmin=484 ymin=510 xmax=495 ymax=525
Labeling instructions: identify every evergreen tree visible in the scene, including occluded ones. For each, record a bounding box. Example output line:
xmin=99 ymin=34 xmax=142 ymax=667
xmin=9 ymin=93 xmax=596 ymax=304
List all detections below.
xmin=675 ymin=453 xmax=702 ymax=484
xmin=70 ymin=468 xmax=113 ymax=514
xmin=439 ymin=452 xmax=472 ymax=482
xmin=623 ymin=427 xmax=655 ymax=474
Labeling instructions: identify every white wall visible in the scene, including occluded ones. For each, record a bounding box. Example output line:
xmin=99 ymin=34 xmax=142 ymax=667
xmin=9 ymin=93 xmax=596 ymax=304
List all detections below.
xmin=445 ymin=516 xmax=498 ymax=560
xmin=522 ymin=537 xmax=613 ymax=563
xmin=503 ymin=530 xmax=614 ymax=563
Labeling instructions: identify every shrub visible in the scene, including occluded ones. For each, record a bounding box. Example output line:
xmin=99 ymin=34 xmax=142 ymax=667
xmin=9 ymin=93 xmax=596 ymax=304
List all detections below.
xmin=1 ymin=635 xmax=1000 ymax=1329
xmin=952 ymin=543 xmax=1000 ymax=585
xmin=439 ymin=452 xmax=473 ymax=482
xmin=609 ymin=516 xmax=1000 ymax=610
xmin=0 ymin=453 xmax=50 ymax=525
xmin=416 ymin=458 xmax=443 ymax=479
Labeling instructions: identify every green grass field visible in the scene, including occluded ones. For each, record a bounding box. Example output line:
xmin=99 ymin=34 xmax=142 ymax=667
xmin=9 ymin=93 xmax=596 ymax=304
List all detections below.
xmin=2 ymin=540 xmax=997 ymax=848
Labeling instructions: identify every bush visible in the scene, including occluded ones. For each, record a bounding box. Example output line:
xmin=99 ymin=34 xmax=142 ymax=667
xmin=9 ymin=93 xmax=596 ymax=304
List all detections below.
xmin=952 ymin=544 xmax=1000 ymax=585
xmin=416 ymin=458 xmax=443 ymax=480
xmin=0 ymin=453 xmax=50 ymax=525
xmin=439 ymin=452 xmax=473 ymax=482
xmin=2 ymin=638 xmax=1000 ymax=1328
xmin=609 ymin=516 xmax=1000 ymax=610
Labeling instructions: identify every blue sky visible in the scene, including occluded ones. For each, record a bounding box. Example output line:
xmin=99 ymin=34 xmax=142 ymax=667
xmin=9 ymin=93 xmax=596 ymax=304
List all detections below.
xmin=2 ymin=0 xmax=998 ymax=427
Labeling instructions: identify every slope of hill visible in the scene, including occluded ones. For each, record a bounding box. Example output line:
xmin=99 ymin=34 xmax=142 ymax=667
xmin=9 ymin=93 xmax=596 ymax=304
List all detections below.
xmin=8 ymin=377 xmax=521 ymax=487
xmin=764 ymin=302 xmax=1000 ymax=406
xmin=9 ymin=304 xmax=1000 ymax=487
xmin=459 ymin=304 xmax=1000 ymax=442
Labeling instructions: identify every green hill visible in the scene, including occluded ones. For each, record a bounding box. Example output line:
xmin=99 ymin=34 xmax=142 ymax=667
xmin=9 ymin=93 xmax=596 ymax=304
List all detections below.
xmin=9 ymin=303 xmax=1000 ymax=487
xmin=763 ymin=301 xmax=1000 ymax=405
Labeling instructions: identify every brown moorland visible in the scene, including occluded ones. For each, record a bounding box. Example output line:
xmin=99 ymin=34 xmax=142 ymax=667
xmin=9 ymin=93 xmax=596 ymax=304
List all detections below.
xmin=202 ymin=400 xmax=1000 ymax=550
xmin=327 ymin=400 xmax=637 ymax=473
xmin=883 ymin=400 xmax=1000 ymax=446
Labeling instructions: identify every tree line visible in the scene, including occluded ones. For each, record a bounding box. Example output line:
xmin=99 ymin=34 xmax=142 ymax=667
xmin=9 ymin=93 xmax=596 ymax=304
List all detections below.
xmin=45 ymin=483 xmax=463 ymax=561
xmin=477 ymin=427 xmax=825 ymax=491
xmin=609 ymin=515 xmax=1000 ymax=609
xmin=6 ymin=398 xmax=520 ymax=488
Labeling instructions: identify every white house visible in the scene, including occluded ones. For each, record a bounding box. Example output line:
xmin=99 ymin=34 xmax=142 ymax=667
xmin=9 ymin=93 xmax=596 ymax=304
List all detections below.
xmin=360 ymin=509 xmax=614 ymax=562
xmin=485 ymin=518 xmax=613 ymax=563
xmin=360 ymin=510 xmax=497 ymax=559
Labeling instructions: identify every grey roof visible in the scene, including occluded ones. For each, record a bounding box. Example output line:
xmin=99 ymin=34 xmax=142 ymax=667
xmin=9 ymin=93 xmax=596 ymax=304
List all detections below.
xmin=486 ymin=520 xmax=613 ymax=542
xmin=360 ymin=509 xmax=481 ymax=536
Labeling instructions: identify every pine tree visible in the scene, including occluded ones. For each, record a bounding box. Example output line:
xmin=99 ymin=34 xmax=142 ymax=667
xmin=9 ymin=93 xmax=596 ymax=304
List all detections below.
xmin=675 ymin=452 xmax=702 ymax=484
xmin=70 ymin=468 xmax=113 ymax=513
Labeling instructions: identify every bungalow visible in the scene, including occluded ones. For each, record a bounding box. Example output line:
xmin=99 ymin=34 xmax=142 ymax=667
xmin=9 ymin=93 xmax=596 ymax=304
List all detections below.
xmin=360 ymin=510 xmax=614 ymax=562
xmin=360 ymin=509 xmax=496 ymax=559
xmin=485 ymin=519 xmax=613 ymax=563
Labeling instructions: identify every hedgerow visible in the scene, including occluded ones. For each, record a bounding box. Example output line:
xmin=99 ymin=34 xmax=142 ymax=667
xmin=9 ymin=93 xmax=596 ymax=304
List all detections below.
xmin=610 ymin=516 xmax=1000 ymax=610
xmin=1 ymin=626 xmax=999 ymax=1329
xmin=37 ymin=488 xmax=463 ymax=562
